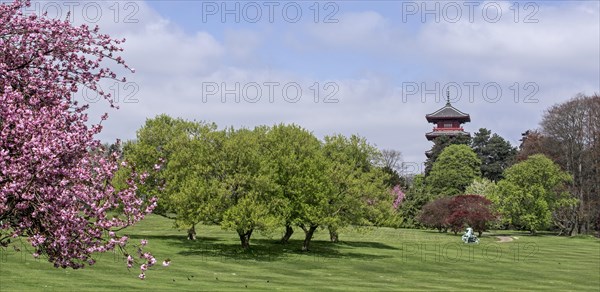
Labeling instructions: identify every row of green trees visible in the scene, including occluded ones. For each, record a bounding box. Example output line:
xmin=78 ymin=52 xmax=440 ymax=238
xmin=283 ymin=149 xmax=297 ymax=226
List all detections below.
xmin=116 ymin=115 xmax=395 ymax=250
xmin=116 ymin=94 xmax=596 ymax=244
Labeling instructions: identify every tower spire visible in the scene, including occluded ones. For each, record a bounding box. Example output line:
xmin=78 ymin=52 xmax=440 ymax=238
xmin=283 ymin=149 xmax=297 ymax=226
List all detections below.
xmin=446 ymin=89 xmax=450 ymax=105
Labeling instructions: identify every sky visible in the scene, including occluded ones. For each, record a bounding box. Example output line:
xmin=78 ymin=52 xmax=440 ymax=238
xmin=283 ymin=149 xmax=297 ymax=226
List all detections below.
xmin=23 ymin=0 xmax=600 ymax=174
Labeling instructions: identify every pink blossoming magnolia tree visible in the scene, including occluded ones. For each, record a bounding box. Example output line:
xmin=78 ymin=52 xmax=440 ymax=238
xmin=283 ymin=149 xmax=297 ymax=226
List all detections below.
xmin=0 ymin=0 xmax=158 ymax=278
xmin=391 ymin=185 xmax=405 ymax=210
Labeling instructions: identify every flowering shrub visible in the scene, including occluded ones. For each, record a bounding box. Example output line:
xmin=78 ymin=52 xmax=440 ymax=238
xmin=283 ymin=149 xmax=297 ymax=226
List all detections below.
xmin=391 ymin=185 xmax=406 ymax=210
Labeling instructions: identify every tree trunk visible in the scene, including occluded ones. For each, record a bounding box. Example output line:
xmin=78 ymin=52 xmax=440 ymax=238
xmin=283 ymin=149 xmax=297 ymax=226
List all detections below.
xmin=567 ymin=222 xmax=576 ymax=236
xmin=597 ymin=213 xmax=600 ymax=238
xmin=301 ymin=224 xmax=318 ymax=252
xmin=187 ymin=224 xmax=196 ymax=240
xmin=238 ymin=229 xmax=253 ymax=249
xmin=478 ymin=230 xmax=482 ymax=237
xmin=280 ymin=225 xmax=294 ymax=244
xmin=328 ymin=226 xmax=339 ymax=243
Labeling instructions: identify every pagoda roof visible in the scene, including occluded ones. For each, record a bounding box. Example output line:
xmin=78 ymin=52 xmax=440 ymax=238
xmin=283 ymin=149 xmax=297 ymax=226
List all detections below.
xmin=425 ymin=129 xmax=470 ymax=141
xmin=426 ymin=102 xmax=471 ymax=123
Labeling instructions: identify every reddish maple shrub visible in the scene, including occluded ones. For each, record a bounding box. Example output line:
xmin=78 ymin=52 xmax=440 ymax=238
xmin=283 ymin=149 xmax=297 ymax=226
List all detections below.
xmin=418 ymin=195 xmax=496 ymax=236
xmin=417 ymin=197 xmax=452 ymax=232
xmin=447 ymin=195 xmax=496 ymax=236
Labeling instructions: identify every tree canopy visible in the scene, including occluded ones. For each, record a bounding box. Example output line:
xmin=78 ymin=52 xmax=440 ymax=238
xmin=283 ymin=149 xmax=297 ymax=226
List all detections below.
xmin=425 ymin=144 xmax=481 ymax=197
xmin=120 ymin=119 xmax=394 ymax=250
xmin=471 ymin=128 xmax=517 ymax=181
xmin=516 ymin=94 xmax=599 ymax=235
xmin=493 ymin=154 xmax=575 ymax=233
xmin=320 ymin=134 xmax=392 ymax=244
xmin=424 ymin=135 xmax=471 ymax=175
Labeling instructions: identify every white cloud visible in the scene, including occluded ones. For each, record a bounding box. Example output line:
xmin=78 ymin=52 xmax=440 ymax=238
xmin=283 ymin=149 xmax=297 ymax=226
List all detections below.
xmin=52 ymin=0 xmax=599 ymax=171
xmin=306 ymin=11 xmax=391 ymax=48
xmin=122 ymin=26 xmax=224 ymax=76
xmin=416 ymin=1 xmax=600 ymax=81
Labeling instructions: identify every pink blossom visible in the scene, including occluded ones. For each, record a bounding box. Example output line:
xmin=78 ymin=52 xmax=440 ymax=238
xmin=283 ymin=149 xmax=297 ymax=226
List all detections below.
xmin=162 ymin=260 xmax=171 ymax=267
xmin=148 ymin=257 xmax=157 ymax=266
xmin=0 ymin=0 xmax=157 ymax=277
xmin=140 ymin=239 xmax=148 ymax=246
xmin=138 ymin=273 xmax=145 ymax=280
xmin=391 ymin=185 xmax=406 ymax=210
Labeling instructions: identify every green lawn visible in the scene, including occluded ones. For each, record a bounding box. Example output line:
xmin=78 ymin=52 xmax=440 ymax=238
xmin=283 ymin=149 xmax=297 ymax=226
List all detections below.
xmin=1 ymin=215 xmax=598 ymax=291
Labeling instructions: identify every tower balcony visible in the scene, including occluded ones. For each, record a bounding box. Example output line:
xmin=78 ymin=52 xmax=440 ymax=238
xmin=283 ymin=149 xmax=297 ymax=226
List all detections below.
xmin=425 ymin=128 xmax=470 ymax=141
xmin=431 ymin=127 xmax=465 ymax=131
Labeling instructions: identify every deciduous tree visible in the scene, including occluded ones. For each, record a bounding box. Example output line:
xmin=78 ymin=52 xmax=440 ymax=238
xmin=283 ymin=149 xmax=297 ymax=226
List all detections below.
xmin=166 ymin=125 xmax=283 ymax=248
xmin=465 ymin=178 xmax=497 ymax=198
xmin=493 ymin=154 xmax=575 ymax=233
xmin=379 ymin=149 xmax=405 ymax=188
xmin=424 ymin=135 xmax=471 ymax=175
xmin=447 ymin=195 xmax=496 ymax=236
xmin=153 ymin=118 xmax=219 ymax=240
xmin=120 ymin=115 xmax=203 ymax=217
xmin=218 ymin=127 xmax=283 ymax=248
xmin=396 ymin=174 xmax=431 ymax=228
xmin=540 ymin=93 xmax=600 ymax=235
xmin=0 ymin=0 xmax=155 ymax=274
xmin=261 ymin=124 xmax=327 ymax=249
xmin=417 ymin=197 xmax=452 ymax=232
xmin=321 ymin=134 xmax=392 ymax=243
xmin=426 ymin=145 xmax=481 ymax=197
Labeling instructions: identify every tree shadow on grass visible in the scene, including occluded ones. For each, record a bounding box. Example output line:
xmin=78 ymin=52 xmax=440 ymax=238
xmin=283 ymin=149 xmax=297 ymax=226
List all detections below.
xmin=332 ymin=240 xmax=400 ymax=250
xmin=128 ymin=234 xmax=221 ymax=249
xmin=487 ymin=230 xmax=553 ymax=237
xmin=178 ymin=242 xmax=291 ymax=261
xmin=168 ymin=237 xmax=393 ymax=262
xmin=421 ymin=230 xmax=454 ymax=236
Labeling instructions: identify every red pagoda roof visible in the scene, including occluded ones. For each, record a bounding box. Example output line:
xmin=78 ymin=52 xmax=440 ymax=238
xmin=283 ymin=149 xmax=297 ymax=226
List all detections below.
xmin=425 ymin=101 xmax=471 ymax=123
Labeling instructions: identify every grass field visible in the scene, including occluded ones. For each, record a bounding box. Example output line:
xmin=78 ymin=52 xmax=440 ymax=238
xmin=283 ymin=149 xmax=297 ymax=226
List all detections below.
xmin=1 ymin=214 xmax=598 ymax=291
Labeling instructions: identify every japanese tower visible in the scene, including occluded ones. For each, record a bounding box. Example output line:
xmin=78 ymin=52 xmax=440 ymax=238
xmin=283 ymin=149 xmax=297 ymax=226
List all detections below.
xmin=425 ymin=92 xmax=471 ymax=156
